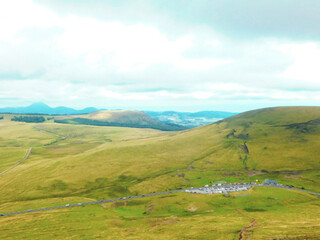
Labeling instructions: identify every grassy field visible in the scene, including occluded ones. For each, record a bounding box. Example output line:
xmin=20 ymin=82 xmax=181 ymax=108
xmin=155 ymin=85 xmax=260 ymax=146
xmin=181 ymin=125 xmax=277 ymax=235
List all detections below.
xmin=0 ymin=188 xmax=319 ymax=239
xmin=0 ymin=107 xmax=319 ymax=239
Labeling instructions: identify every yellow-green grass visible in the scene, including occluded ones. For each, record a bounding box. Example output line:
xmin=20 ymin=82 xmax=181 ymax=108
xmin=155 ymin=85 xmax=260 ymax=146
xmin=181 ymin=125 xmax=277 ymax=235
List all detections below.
xmin=0 ymin=148 xmax=27 ymax=173
xmin=0 ymin=187 xmax=319 ymax=240
xmin=1 ymin=108 xmax=320 ymax=204
xmin=224 ymin=106 xmax=320 ymax=125
xmin=0 ymin=107 xmax=320 ymax=239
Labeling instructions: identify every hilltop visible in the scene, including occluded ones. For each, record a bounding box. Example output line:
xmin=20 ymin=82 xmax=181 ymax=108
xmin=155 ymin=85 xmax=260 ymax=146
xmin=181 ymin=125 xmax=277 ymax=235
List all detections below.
xmin=223 ymin=106 xmax=320 ymax=125
xmin=54 ymin=110 xmax=186 ymax=131
xmin=0 ymin=106 xmax=319 ymax=239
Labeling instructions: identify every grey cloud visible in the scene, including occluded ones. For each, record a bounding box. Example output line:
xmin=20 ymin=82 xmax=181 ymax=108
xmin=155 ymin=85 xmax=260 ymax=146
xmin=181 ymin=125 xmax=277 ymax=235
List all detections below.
xmin=36 ymin=0 xmax=320 ymax=40
xmin=165 ymin=0 xmax=320 ymax=40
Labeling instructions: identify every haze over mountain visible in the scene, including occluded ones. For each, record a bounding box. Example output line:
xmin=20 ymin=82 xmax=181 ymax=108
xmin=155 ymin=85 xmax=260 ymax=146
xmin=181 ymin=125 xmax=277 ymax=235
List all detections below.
xmin=0 ymin=103 xmax=237 ymax=128
xmin=145 ymin=110 xmax=237 ymax=128
xmin=0 ymin=102 xmax=99 ymax=115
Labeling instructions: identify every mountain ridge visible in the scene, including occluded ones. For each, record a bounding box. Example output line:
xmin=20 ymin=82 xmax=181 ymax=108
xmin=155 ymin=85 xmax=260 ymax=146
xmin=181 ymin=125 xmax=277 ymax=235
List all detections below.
xmin=0 ymin=102 xmax=100 ymax=115
xmin=0 ymin=103 xmax=237 ymax=127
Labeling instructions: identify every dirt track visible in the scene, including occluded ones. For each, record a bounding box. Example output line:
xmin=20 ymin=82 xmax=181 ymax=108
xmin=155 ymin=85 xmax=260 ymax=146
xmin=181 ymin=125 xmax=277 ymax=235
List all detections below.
xmin=0 ymin=147 xmax=33 ymax=177
xmin=234 ymin=198 xmax=256 ymax=240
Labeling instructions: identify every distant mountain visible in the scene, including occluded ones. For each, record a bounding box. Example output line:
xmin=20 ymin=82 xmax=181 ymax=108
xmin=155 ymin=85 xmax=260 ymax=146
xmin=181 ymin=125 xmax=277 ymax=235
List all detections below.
xmin=54 ymin=110 xmax=186 ymax=131
xmin=0 ymin=103 xmax=237 ymax=128
xmin=144 ymin=110 xmax=238 ymax=128
xmin=0 ymin=103 xmax=99 ymax=115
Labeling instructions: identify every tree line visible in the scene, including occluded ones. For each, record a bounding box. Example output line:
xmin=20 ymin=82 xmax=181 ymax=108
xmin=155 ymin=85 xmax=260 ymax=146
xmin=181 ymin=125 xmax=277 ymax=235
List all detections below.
xmin=11 ymin=116 xmax=45 ymax=123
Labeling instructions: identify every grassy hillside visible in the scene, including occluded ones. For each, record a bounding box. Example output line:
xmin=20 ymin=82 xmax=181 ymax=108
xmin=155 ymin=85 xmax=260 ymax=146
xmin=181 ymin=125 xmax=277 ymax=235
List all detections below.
xmin=0 ymin=106 xmax=319 ymax=239
xmin=224 ymin=106 xmax=320 ymax=125
xmin=54 ymin=110 xmax=186 ymax=131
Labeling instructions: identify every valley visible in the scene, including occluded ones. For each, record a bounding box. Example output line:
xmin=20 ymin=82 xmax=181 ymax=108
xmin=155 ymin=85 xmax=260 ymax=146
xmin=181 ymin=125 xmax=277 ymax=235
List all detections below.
xmin=0 ymin=106 xmax=319 ymax=239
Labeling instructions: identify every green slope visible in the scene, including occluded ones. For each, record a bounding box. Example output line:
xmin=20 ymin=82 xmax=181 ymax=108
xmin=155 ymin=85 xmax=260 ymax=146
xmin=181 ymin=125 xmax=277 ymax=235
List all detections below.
xmin=1 ymin=106 xmax=320 ymax=200
xmin=0 ymin=106 xmax=320 ymax=239
xmin=223 ymin=106 xmax=320 ymax=125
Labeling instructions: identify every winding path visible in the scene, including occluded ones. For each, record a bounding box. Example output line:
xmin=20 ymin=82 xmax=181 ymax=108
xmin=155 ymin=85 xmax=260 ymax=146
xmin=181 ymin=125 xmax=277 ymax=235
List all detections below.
xmin=233 ymin=198 xmax=256 ymax=240
xmin=0 ymin=147 xmax=33 ymax=177
xmin=0 ymin=190 xmax=184 ymax=216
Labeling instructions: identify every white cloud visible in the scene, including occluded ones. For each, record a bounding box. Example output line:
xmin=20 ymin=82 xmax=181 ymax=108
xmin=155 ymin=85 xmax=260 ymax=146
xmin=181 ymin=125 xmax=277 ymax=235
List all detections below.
xmin=191 ymin=91 xmax=215 ymax=99
xmin=209 ymin=83 xmax=249 ymax=91
xmin=0 ymin=0 xmax=232 ymax=78
xmin=57 ymin=19 xmax=230 ymax=72
xmin=1 ymin=78 xmax=319 ymax=111
xmin=99 ymin=89 xmax=152 ymax=100
xmin=0 ymin=0 xmax=59 ymax=41
xmin=0 ymin=1 xmax=319 ymax=111
xmin=153 ymin=90 xmax=186 ymax=99
xmin=268 ymin=90 xmax=307 ymax=100
xmin=277 ymin=42 xmax=320 ymax=85
xmin=205 ymin=40 xmax=221 ymax=47
xmin=173 ymin=58 xmax=233 ymax=71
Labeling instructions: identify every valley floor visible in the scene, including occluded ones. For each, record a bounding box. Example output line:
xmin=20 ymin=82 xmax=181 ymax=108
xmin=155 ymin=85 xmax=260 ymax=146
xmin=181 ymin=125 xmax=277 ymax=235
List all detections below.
xmin=0 ymin=187 xmax=320 ymax=240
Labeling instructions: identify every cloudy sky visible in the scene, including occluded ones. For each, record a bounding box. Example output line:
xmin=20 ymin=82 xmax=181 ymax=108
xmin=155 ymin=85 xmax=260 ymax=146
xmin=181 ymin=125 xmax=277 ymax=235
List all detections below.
xmin=1 ymin=0 xmax=320 ymax=112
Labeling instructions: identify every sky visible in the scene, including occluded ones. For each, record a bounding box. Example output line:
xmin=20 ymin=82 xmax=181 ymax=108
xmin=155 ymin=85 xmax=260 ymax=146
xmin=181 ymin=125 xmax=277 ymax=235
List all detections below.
xmin=0 ymin=0 xmax=320 ymax=112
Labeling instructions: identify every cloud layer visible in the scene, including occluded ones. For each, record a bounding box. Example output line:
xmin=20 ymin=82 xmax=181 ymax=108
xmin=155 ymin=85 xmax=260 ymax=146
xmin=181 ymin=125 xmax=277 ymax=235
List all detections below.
xmin=0 ymin=0 xmax=319 ymax=111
